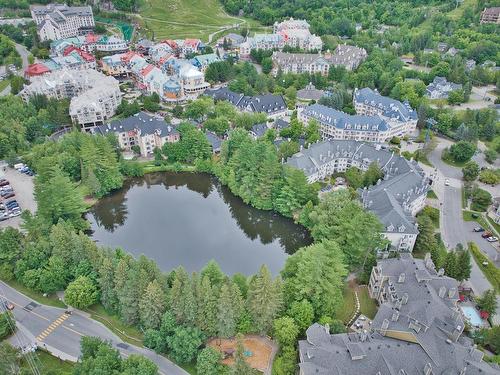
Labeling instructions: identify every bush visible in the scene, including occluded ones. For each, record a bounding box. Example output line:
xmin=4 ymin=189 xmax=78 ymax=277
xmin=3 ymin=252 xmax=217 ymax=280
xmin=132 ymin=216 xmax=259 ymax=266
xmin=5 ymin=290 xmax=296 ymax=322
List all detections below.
xmin=0 ymin=312 xmax=15 ymax=340
xmin=389 ymin=136 xmax=401 ymax=145
xmin=462 ymin=161 xmax=480 ymax=181
xmin=485 ymin=149 xmax=497 ymax=164
xmin=479 ymin=169 xmax=500 ymax=185
xmin=449 ymin=141 xmax=476 ymax=163
xmin=470 ymin=187 xmax=492 ymax=212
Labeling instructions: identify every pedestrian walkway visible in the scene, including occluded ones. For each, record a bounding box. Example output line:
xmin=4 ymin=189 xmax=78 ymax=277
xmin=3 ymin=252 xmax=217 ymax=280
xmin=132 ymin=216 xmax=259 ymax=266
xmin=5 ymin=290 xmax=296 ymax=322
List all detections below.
xmin=36 ymin=312 xmax=71 ymax=342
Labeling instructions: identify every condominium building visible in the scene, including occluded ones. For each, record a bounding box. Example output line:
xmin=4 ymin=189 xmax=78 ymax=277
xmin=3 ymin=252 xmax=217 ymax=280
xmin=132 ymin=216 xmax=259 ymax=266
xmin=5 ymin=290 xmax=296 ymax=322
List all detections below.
xmin=286 ymin=140 xmax=428 ymax=252
xmin=480 ymin=7 xmax=500 ymax=24
xmin=271 ymin=44 xmax=367 ymax=76
xmin=354 ymin=88 xmax=418 ymax=138
xmin=31 ymin=4 xmax=94 ymax=41
xmin=20 ymin=68 xmax=121 ymax=129
xmin=240 ymin=18 xmax=323 ymax=58
xmin=205 ymin=87 xmax=288 ymax=120
xmin=51 ymin=34 xmax=128 ymax=55
xmin=325 ymin=44 xmax=368 ymax=70
xmin=92 ymin=112 xmax=180 ymax=157
xmin=299 ymin=253 xmax=499 ymax=374
xmin=271 ymin=51 xmax=330 ymax=76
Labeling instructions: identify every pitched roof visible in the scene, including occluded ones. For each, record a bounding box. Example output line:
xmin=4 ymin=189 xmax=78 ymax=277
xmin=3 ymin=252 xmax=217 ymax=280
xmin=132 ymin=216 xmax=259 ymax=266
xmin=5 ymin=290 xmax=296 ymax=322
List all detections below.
xmin=354 ymin=88 xmax=417 ymax=121
xmin=95 ymin=112 xmax=178 ymax=138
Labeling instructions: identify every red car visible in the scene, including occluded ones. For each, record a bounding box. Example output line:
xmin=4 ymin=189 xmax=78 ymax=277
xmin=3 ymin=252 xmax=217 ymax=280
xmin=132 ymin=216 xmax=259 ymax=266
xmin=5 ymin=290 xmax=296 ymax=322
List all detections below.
xmin=482 ymin=231 xmax=493 ymax=238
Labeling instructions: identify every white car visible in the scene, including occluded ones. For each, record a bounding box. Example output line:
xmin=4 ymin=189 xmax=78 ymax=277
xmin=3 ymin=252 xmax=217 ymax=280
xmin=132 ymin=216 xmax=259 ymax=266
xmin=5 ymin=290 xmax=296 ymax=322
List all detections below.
xmin=487 ymin=237 xmax=498 ymax=243
xmin=445 ymin=179 xmax=450 ymax=186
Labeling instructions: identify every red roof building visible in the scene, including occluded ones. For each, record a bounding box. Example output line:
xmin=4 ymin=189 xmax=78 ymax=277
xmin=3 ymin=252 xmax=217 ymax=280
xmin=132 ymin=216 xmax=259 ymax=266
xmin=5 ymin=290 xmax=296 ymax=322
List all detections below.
xmin=85 ymin=33 xmax=101 ymax=44
xmin=24 ymin=63 xmax=51 ymax=78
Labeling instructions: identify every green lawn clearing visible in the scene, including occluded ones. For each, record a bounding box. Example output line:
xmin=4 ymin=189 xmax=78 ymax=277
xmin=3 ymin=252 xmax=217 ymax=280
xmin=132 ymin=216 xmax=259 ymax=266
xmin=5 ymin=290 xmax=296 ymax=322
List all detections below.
xmin=336 ymin=284 xmax=378 ymax=324
xmin=138 ymin=0 xmax=264 ymax=42
xmin=469 ymin=242 xmax=500 ymax=293
xmin=85 ymin=304 xmax=144 ymax=346
xmin=357 ymin=286 xmax=377 ymax=320
xmin=21 ymin=350 xmax=74 ymax=375
xmin=427 ymin=189 xmax=438 ymax=199
xmin=0 ymin=278 xmax=66 ymax=308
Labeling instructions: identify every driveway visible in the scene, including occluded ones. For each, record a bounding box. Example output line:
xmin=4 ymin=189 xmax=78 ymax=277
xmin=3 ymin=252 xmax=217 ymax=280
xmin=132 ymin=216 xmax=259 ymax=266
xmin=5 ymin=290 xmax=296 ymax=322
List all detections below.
xmin=0 ymin=167 xmax=36 ymax=230
xmin=0 ymin=281 xmax=188 ymax=375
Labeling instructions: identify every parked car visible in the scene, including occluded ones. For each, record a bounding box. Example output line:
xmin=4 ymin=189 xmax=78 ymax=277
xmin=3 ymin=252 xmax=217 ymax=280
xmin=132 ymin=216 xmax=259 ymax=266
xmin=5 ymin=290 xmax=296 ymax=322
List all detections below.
xmin=9 ymin=210 xmax=21 ymax=217
xmin=487 ymin=237 xmax=499 ymax=243
xmin=474 ymin=227 xmax=484 ymax=232
xmin=1 ymin=300 xmax=14 ymax=310
xmin=0 ymin=180 xmax=9 ymax=187
xmin=482 ymin=231 xmax=493 ymax=238
xmin=3 ymin=192 xmax=15 ymax=199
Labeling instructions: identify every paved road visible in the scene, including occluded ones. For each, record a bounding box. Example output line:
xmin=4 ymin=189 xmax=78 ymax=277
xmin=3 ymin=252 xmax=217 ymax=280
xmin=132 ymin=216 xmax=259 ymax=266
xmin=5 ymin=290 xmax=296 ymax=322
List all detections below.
xmin=0 ymin=281 xmax=189 ymax=375
xmin=15 ymin=43 xmax=30 ymax=73
xmin=426 ymin=137 xmax=497 ymax=296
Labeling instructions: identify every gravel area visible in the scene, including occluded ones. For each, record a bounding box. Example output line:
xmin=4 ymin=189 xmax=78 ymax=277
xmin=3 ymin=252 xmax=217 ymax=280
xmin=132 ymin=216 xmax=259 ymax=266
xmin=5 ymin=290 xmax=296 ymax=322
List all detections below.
xmin=0 ymin=167 xmax=36 ymax=230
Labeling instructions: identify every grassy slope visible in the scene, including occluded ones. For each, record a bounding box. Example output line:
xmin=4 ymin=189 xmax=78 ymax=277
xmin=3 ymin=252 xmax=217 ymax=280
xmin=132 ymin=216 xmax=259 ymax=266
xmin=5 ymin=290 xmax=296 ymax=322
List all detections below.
xmin=139 ymin=0 xmax=264 ymax=41
xmin=22 ymin=350 xmax=74 ymax=375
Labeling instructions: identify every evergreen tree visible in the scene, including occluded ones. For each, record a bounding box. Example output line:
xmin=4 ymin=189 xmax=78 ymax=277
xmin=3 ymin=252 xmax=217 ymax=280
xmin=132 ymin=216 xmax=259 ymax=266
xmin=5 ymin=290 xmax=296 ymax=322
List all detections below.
xmin=217 ymin=282 xmax=240 ymax=338
xmin=170 ymin=267 xmax=190 ymax=324
xmin=99 ymin=257 xmax=118 ymax=312
xmin=456 ymin=250 xmax=472 ymax=282
xmin=196 ymin=276 xmax=218 ymax=336
xmin=139 ymin=280 xmax=166 ymax=330
xmin=247 ymin=265 xmax=282 ymax=335
xmin=443 ymin=251 xmax=458 ymax=279
xmin=414 ymin=215 xmax=438 ymax=255
xmin=196 ymin=347 xmax=223 ymax=375
xmin=477 ymin=290 xmax=497 ymax=315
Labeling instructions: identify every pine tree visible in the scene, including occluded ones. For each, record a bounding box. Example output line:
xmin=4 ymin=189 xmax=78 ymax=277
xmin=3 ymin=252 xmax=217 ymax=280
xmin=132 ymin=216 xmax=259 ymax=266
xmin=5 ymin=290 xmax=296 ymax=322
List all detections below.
xmin=139 ymin=280 xmax=166 ymax=330
xmin=183 ymin=274 xmax=198 ymax=327
xmin=456 ymin=250 xmax=472 ymax=282
xmin=98 ymin=257 xmax=118 ymax=312
xmin=217 ymin=282 xmax=239 ymax=338
xmin=443 ymin=251 xmax=458 ymax=279
xmin=247 ymin=265 xmax=282 ymax=335
xmin=170 ymin=267 xmax=189 ymax=323
xmin=196 ymin=276 xmax=218 ymax=336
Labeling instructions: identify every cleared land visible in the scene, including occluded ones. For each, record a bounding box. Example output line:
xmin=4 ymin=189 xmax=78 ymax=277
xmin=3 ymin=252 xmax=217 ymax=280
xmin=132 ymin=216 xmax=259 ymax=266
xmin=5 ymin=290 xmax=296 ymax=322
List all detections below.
xmin=138 ymin=0 xmax=266 ymax=42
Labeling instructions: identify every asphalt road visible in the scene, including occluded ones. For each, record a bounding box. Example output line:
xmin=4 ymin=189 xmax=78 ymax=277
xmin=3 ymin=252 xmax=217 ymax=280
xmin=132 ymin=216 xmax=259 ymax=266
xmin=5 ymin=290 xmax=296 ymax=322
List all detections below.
xmin=426 ymin=137 xmax=498 ymax=296
xmin=0 ymin=281 xmax=189 ymax=375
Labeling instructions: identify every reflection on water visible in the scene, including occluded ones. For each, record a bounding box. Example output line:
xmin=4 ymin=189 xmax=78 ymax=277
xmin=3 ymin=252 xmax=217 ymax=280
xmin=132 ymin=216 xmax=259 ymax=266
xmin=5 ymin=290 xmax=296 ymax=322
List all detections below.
xmin=88 ymin=172 xmax=311 ymax=275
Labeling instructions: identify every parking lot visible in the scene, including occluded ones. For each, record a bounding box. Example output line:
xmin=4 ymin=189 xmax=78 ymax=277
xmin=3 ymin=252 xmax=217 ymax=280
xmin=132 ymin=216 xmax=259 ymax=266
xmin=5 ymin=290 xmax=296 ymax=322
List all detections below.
xmin=0 ymin=167 xmax=36 ymax=230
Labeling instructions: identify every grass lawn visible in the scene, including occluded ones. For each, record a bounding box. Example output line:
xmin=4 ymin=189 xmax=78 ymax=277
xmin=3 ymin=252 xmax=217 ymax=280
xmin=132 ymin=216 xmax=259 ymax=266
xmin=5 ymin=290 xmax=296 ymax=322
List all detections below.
xmin=441 ymin=150 xmax=467 ymax=168
xmin=140 ymin=161 xmax=197 ymax=174
xmin=138 ymin=0 xmax=264 ymax=42
xmin=485 ymin=215 xmax=500 ymax=235
xmin=336 ymin=284 xmax=378 ymax=324
xmin=0 ymin=278 xmax=66 ymax=308
xmin=357 ymin=286 xmax=377 ymax=320
xmin=0 ymin=79 xmax=10 ymax=93
xmin=21 ymin=350 xmax=74 ymax=375
xmin=85 ymin=304 xmax=144 ymax=346
xmin=461 ymin=187 xmax=467 ymax=209
xmin=469 ymin=242 xmax=500 ymax=293
xmin=427 ymin=189 xmax=438 ymax=199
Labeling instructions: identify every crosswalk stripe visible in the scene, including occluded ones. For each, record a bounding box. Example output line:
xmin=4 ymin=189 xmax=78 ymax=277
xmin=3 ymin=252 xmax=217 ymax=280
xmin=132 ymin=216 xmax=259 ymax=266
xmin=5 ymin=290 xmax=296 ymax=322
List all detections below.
xmin=36 ymin=313 xmax=72 ymax=342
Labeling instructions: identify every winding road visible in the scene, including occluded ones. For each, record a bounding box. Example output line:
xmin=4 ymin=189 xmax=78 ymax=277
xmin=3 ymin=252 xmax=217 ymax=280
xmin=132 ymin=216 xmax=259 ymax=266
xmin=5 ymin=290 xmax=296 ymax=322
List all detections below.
xmin=0 ymin=281 xmax=188 ymax=375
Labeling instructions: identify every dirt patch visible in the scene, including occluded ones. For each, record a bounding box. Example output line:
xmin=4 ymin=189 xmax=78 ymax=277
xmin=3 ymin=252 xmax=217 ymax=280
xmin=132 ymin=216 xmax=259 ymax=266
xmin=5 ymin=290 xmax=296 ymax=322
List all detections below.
xmin=207 ymin=335 xmax=275 ymax=374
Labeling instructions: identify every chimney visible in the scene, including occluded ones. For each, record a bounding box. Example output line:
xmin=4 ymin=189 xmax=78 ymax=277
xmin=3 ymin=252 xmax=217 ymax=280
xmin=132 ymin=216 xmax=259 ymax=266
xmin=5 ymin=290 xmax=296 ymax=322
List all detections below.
xmin=398 ymin=273 xmax=405 ymax=283
xmin=392 ymin=311 xmax=399 ymax=322
xmin=381 ymin=319 xmax=389 ymax=336
xmin=448 ymin=287 xmax=457 ymax=299
xmin=437 ymin=268 xmax=444 ymax=277
xmin=402 ymin=293 xmax=408 ymax=305
xmin=438 ymin=286 xmax=446 ymax=298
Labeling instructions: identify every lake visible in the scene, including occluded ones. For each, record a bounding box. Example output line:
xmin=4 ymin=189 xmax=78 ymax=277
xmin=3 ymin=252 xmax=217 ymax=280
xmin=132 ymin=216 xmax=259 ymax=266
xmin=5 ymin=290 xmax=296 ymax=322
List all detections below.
xmin=88 ymin=172 xmax=312 ymax=275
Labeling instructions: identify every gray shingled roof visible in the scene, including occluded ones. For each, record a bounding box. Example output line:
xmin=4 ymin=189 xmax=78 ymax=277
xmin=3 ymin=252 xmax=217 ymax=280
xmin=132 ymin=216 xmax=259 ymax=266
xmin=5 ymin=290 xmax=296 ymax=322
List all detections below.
xmin=303 ymin=104 xmax=389 ymax=132
xmin=94 ymin=111 xmax=178 ymax=137
xmin=298 ymin=254 xmax=500 ymax=375
xmin=204 ymin=87 xmax=286 ymax=115
xmin=354 ymin=87 xmax=418 ymax=122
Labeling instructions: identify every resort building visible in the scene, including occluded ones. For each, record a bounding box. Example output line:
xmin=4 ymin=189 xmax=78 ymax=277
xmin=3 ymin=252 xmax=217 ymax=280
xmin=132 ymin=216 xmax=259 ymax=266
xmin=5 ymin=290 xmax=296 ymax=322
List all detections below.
xmin=216 ymin=33 xmax=245 ymax=49
xmin=205 ymin=87 xmax=288 ymax=119
xmin=286 ymin=140 xmax=429 ymax=252
xmin=92 ymin=112 xmax=180 ymax=157
xmin=297 ymin=83 xmax=325 ymax=102
xmin=30 ymin=4 xmax=94 ymax=41
xmin=101 ymin=52 xmax=209 ymax=102
xmin=191 ymin=53 xmax=221 ymax=72
xmin=50 ymin=34 xmax=128 ymax=55
xmin=240 ymin=18 xmax=322 ymax=58
xmin=325 ymin=44 xmax=368 ymax=71
xmin=425 ymin=76 xmax=463 ymax=99
xmin=20 ymin=68 xmax=121 ymax=129
xmin=271 ymin=52 xmax=331 ymax=76
xmin=480 ymin=7 xmax=500 ymax=24
xmin=299 ymin=253 xmax=499 ymax=374
xmin=354 ymin=87 xmax=418 ymax=138
xmin=24 ymin=46 xmax=96 ymax=78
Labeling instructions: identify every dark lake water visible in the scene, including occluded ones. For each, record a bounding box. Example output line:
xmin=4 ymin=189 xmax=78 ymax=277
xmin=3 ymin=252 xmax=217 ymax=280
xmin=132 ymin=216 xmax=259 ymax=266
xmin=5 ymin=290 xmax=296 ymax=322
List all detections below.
xmin=87 ymin=172 xmax=312 ymax=275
